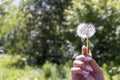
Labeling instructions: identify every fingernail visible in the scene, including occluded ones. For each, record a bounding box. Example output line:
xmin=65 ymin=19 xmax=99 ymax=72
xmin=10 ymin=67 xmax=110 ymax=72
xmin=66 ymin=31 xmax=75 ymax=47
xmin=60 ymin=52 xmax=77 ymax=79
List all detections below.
xmin=89 ymin=50 xmax=91 ymax=53
xmin=89 ymin=50 xmax=92 ymax=56
xmin=86 ymin=65 xmax=93 ymax=71
xmin=84 ymin=56 xmax=92 ymax=61
xmin=82 ymin=70 xmax=89 ymax=75
xmin=82 ymin=45 xmax=85 ymax=49
xmin=82 ymin=70 xmax=89 ymax=78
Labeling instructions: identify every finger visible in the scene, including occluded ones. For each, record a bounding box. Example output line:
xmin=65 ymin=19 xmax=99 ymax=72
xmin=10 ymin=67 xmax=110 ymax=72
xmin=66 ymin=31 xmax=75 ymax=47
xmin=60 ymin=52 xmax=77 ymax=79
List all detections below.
xmin=73 ymin=60 xmax=84 ymax=67
xmin=73 ymin=60 xmax=93 ymax=72
xmin=82 ymin=45 xmax=88 ymax=55
xmin=88 ymin=51 xmax=103 ymax=73
xmin=89 ymin=59 xmax=102 ymax=73
xmin=76 ymin=55 xmax=85 ymax=61
xmin=71 ymin=67 xmax=82 ymax=74
xmin=71 ymin=67 xmax=89 ymax=78
xmin=76 ymin=55 xmax=93 ymax=62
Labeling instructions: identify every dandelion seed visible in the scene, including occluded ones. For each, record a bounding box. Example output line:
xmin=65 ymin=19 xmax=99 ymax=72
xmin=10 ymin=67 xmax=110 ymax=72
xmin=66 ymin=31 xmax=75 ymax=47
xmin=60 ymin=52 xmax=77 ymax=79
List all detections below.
xmin=76 ymin=23 xmax=96 ymax=39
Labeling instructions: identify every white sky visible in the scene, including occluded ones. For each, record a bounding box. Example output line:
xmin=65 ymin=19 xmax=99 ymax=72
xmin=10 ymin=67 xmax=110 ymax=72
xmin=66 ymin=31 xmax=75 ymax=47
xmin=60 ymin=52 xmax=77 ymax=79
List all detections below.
xmin=12 ymin=0 xmax=20 ymax=6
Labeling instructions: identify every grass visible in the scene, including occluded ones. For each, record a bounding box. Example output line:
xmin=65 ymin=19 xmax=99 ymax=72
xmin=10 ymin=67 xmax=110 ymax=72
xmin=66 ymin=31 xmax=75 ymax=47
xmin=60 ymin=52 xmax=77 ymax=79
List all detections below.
xmin=0 ymin=54 xmax=41 ymax=80
xmin=0 ymin=54 xmax=72 ymax=80
xmin=0 ymin=54 xmax=120 ymax=80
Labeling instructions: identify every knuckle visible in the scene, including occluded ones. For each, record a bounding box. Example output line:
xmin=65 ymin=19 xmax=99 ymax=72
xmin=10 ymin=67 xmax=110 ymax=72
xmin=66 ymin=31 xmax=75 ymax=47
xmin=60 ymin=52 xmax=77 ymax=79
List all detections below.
xmin=73 ymin=60 xmax=77 ymax=65
xmin=75 ymin=55 xmax=84 ymax=60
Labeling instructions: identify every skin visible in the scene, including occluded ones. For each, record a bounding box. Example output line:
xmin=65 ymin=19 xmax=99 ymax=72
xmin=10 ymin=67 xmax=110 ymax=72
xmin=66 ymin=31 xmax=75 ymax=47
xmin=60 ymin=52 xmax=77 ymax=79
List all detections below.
xmin=71 ymin=45 xmax=104 ymax=80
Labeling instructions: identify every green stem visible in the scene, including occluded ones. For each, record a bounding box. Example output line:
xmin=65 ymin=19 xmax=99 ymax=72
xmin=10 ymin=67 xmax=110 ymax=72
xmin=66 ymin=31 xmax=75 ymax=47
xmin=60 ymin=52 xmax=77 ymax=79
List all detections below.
xmin=86 ymin=37 xmax=89 ymax=54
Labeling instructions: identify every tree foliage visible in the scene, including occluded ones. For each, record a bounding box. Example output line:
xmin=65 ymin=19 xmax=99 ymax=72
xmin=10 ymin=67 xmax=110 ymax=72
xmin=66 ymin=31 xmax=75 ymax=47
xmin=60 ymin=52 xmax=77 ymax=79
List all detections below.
xmin=1 ymin=0 xmax=72 ymax=65
xmin=1 ymin=0 xmax=120 ymax=66
xmin=65 ymin=0 xmax=120 ymax=65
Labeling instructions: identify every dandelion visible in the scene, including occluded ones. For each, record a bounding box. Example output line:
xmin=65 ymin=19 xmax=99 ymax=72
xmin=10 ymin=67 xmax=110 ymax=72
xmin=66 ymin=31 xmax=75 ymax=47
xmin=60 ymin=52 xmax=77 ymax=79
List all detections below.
xmin=76 ymin=23 xmax=96 ymax=54
xmin=76 ymin=23 xmax=96 ymax=38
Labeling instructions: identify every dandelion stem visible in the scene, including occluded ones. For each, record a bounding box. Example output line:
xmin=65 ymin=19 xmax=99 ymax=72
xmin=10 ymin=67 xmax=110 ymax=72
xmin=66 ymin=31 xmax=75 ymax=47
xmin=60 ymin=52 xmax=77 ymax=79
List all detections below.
xmin=86 ymin=37 xmax=89 ymax=54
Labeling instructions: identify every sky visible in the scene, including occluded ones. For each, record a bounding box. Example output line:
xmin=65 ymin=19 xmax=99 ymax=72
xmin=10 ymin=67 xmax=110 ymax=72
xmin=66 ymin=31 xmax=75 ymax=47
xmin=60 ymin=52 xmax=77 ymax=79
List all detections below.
xmin=12 ymin=0 xmax=20 ymax=6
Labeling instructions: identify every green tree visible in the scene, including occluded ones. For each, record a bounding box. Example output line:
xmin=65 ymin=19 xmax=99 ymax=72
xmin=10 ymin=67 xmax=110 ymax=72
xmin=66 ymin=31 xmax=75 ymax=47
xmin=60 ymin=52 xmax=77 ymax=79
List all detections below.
xmin=65 ymin=0 xmax=120 ymax=64
xmin=0 ymin=0 xmax=28 ymax=55
xmin=1 ymin=0 xmax=120 ymax=67
xmin=23 ymin=0 xmax=72 ymax=65
xmin=2 ymin=0 xmax=73 ymax=65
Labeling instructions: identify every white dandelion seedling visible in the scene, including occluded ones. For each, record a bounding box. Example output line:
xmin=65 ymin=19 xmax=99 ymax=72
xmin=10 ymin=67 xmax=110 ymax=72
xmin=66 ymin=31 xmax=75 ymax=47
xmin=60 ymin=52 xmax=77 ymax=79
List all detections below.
xmin=76 ymin=23 xmax=96 ymax=54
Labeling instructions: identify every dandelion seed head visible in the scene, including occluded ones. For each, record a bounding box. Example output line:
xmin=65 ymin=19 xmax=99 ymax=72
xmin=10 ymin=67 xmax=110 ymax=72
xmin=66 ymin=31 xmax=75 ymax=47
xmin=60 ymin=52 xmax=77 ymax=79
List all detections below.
xmin=76 ymin=23 xmax=96 ymax=38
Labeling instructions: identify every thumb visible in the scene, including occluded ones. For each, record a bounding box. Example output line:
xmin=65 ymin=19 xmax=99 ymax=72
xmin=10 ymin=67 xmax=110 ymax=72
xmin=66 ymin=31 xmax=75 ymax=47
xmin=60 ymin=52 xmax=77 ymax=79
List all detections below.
xmin=82 ymin=45 xmax=88 ymax=55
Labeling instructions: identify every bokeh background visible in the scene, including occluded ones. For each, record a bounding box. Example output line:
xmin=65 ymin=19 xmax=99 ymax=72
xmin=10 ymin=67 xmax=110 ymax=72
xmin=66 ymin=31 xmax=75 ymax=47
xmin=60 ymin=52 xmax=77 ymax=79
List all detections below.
xmin=0 ymin=0 xmax=120 ymax=80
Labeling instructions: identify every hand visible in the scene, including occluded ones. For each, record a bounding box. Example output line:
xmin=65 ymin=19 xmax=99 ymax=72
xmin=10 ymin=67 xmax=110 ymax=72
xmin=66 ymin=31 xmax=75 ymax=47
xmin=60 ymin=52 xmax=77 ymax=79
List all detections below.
xmin=71 ymin=45 xmax=104 ymax=80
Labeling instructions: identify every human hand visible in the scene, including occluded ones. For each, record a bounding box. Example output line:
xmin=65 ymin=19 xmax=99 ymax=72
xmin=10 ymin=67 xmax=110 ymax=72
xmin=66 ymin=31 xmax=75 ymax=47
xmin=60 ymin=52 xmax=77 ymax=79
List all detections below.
xmin=71 ymin=45 xmax=104 ymax=80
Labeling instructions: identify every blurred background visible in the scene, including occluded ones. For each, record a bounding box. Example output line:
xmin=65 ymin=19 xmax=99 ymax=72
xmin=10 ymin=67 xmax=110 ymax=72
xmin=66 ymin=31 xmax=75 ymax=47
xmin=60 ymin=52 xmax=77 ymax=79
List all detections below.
xmin=0 ymin=0 xmax=120 ymax=80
